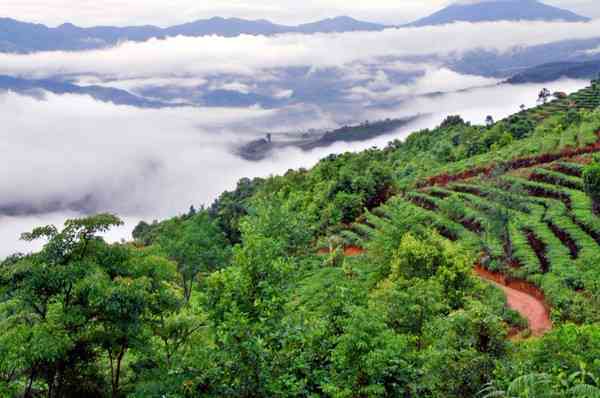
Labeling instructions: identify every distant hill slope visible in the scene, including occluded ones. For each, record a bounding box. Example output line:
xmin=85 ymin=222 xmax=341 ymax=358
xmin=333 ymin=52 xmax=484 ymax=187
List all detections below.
xmin=0 ymin=75 xmax=173 ymax=108
xmin=507 ymin=59 xmax=600 ymax=84
xmin=296 ymin=16 xmax=386 ymax=33
xmin=0 ymin=16 xmax=388 ymax=53
xmin=407 ymin=0 xmax=589 ymax=27
xmin=238 ymin=116 xmax=422 ymax=161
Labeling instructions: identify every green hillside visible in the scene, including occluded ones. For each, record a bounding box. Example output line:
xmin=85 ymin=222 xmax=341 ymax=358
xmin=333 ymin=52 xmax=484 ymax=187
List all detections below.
xmin=2 ymin=79 xmax=600 ymax=397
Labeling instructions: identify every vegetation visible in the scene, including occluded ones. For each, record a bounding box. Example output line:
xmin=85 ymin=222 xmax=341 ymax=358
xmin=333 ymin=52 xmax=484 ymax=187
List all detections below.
xmin=2 ymin=81 xmax=600 ymax=397
xmin=583 ymin=155 xmax=600 ymax=214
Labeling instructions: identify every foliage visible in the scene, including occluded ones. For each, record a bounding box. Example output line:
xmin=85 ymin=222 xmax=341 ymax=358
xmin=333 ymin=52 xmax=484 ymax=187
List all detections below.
xmin=0 ymin=215 xmax=182 ymax=397
xmin=583 ymin=160 xmax=600 ymax=214
xmin=3 ymin=85 xmax=600 ymax=397
xmin=156 ymin=211 xmax=230 ymax=302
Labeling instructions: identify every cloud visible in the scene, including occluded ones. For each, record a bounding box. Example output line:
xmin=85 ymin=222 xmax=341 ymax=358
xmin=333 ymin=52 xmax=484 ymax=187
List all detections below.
xmin=0 ymin=78 xmax=589 ymax=258
xmin=1 ymin=20 xmax=600 ymax=82
xmin=584 ymin=46 xmax=600 ymax=55
xmin=346 ymin=67 xmax=500 ymax=102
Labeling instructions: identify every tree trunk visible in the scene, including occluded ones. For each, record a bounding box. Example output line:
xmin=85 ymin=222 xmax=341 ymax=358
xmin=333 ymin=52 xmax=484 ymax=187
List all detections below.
xmin=111 ymin=347 xmax=126 ymax=398
xmin=24 ymin=369 xmax=35 ymax=398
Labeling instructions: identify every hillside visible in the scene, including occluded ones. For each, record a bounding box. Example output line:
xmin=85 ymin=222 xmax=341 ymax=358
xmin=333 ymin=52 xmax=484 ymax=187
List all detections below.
xmin=238 ymin=116 xmax=421 ymax=160
xmin=2 ymin=79 xmax=600 ymax=396
xmin=507 ymin=59 xmax=600 ymax=83
xmin=0 ymin=75 xmax=173 ymax=108
xmin=0 ymin=16 xmax=388 ymax=53
xmin=407 ymin=0 xmax=590 ymax=27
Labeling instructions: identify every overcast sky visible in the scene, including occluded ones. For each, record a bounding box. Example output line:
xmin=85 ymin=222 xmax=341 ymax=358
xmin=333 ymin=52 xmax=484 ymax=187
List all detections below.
xmin=0 ymin=0 xmax=597 ymax=27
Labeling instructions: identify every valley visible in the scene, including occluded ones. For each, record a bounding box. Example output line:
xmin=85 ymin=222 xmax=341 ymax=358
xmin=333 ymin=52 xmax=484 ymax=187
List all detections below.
xmin=1 ymin=1 xmax=599 ymax=397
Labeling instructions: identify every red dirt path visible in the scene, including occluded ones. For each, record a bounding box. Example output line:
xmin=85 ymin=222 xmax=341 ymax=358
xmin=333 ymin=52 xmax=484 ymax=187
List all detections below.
xmin=344 ymin=246 xmax=365 ymax=256
xmin=318 ymin=246 xmax=365 ymax=257
xmin=319 ymin=246 xmax=553 ymax=337
xmin=475 ymin=265 xmax=552 ymax=336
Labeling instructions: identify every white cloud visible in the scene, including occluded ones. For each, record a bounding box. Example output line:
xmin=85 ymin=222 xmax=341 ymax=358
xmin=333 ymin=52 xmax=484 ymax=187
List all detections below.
xmin=1 ymin=20 xmax=599 ymax=82
xmin=273 ymin=89 xmax=294 ymax=99
xmin=347 ymin=67 xmax=500 ymax=101
xmin=77 ymin=76 xmax=208 ymax=90
xmin=0 ymin=78 xmax=590 ymax=258
xmin=584 ymin=46 xmax=600 ymax=55
xmin=210 ymin=81 xmax=255 ymax=94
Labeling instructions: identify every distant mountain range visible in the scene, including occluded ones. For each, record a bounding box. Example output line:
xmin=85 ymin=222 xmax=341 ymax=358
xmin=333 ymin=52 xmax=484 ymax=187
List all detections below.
xmin=448 ymin=37 xmax=600 ymax=78
xmin=406 ymin=0 xmax=589 ymax=27
xmin=0 ymin=16 xmax=388 ymax=53
xmin=0 ymin=75 xmax=172 ymax=108
xmin=0 ymin=1 xmax=591 ymax=53
xmin=506 ymin=59 xmax=600 ymax=84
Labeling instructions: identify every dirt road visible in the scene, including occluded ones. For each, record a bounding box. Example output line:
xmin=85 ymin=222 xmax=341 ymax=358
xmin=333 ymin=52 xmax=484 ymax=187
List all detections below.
xmin=475 ymin=266 xmax=552 ymax=336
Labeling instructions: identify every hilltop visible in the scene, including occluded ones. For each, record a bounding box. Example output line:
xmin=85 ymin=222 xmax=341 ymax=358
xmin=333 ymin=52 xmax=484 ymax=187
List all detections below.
xmin=0 ymin=16 xmax=388 ymax=53
xmin=407 ymin=0 xmax=590 ymax=27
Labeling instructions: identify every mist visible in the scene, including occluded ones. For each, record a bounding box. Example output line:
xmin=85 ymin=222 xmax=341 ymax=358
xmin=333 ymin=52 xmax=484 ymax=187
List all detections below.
xmin=0 ymin=78 xmax=589 ymax=258
xmin=1 ymin=20 xmax=600 ymax=80
xmin=1 ymin=8 xmax=597 ymax=258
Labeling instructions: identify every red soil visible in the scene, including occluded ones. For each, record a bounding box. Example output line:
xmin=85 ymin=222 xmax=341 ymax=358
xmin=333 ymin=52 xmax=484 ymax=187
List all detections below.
xmin=344 ymin=246 xmax=365 ymax=256
xmin=546 ymin=221 xmax=579 ymax=259
xmin=317 ymin=245 xmax=553 ymax=337
xmin=318 ymin=246 xmax=365 ymax=257
xmin=551 ymin=164 xmax=582 ymax=178
xmin=475 ymin=265 xmax=553 ymax=337
xmin=523 ymin=228 xmax=550 ymax=274
xmin=408 ymin=195 xmax=438 ymax=211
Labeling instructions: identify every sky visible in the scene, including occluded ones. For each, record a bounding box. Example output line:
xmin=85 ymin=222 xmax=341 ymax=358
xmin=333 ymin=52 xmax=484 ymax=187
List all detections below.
xmin=0 ymin=0 xmax=597 ymax=27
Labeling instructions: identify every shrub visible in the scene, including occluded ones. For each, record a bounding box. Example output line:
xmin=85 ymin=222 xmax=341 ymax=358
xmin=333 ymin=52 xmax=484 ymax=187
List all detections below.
xmin=583 ymin=162 xmax=600 ymax=214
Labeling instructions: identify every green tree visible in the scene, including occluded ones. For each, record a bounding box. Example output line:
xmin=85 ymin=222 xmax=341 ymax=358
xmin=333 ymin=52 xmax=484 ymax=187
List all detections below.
xmin=423 ymin=302 xmax=507 ymax=397
xmin=158 ymin=212 xmax=230 ymax=302
xmin=202 ymin=200 xmax=302 ymax=396
xmin=583 ymin=160 xmax=600 ymax=215
xmin=323 ymin=307 xmax=416 ymax=398
xmin=0 ymin=215 xmax=182 ymax=398
xmin=390 ymin=233 xmax=474 ymax=309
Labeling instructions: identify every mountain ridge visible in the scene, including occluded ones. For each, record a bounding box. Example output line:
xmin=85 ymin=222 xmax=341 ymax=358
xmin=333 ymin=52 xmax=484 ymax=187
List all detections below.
xmin=406 ymin=0 xmax=590 ymax=27
xmin=506 ymin=59 xmax=600 ymax=84
xmin=0 ymin=16 xmax=389 ymax=53
xmin=0 ymin=75 xmax=175 ymax=108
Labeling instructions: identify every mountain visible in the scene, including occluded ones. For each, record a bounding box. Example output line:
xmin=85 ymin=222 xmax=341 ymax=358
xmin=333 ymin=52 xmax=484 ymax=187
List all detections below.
xmin=446 ymin=37 xmax=600 ymax=77
xmin=0 ymin=16 xmax=388 ymax=53
xmin=407 ymin=0 xmax=590 ymax=27
xmin=0 ymin=75 xmax=174 ymax=108
xmin=507 ymin=59 xmax=600 ymax=83
xmin=296 ymin=16 xmax=387 ymax=33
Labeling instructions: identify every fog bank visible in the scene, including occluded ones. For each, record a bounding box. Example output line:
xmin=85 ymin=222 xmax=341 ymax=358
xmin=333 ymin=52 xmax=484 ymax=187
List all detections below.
xmin=0 ymin=78 xmax=589 ymax=258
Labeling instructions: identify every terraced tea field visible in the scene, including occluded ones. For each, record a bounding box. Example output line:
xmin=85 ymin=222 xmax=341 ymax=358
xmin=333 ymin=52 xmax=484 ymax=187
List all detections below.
xmin=522 ymin=84 xmax=600 ymax=123
xmin=339 ymin=132 xmax=600 ymax=332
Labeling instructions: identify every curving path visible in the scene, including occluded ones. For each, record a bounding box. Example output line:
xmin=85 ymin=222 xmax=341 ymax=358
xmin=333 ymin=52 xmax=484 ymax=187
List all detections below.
xmin=475 ymin=266 xmax=552 ymax=336
xmin=321 ymin=247 xmax=553 ymax=337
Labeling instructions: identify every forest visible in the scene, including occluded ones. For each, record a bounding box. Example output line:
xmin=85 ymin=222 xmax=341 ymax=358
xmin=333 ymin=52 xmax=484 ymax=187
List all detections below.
xmin=1 ymin=79 xmax=600 ymax=397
